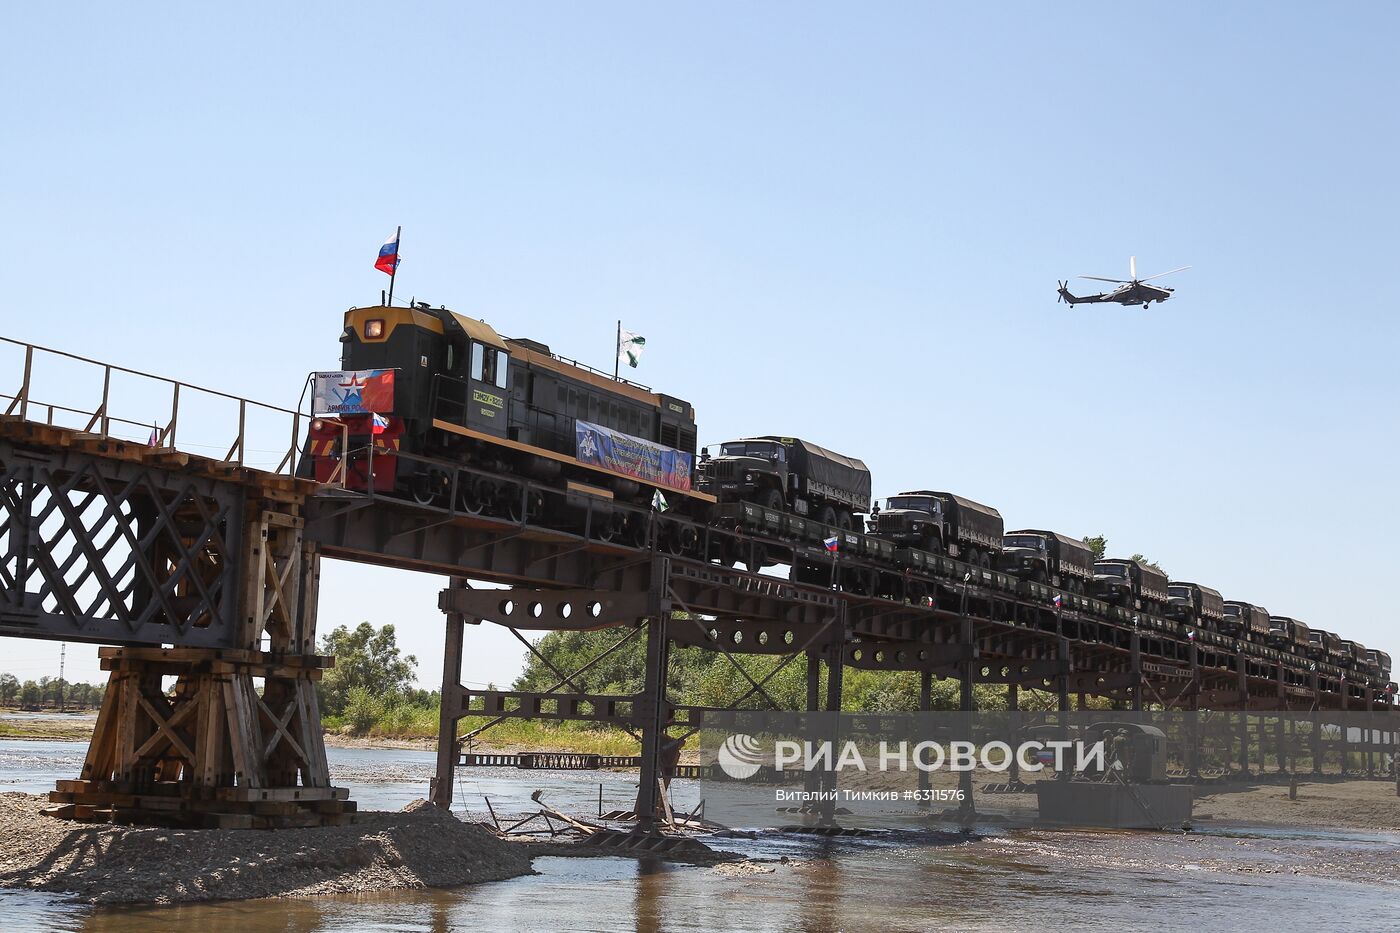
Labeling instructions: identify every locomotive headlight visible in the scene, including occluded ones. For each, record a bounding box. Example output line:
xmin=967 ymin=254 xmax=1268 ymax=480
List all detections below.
xmin=364 ymin=319 xmax=385 ymax=339
xmin=312 ymin=419 xmax=325 ymax=431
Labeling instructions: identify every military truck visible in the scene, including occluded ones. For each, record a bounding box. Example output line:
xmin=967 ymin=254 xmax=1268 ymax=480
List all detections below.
xmin=1268 ymin=616 xmax=1311 ymax=651
xmin=1166 ymin=582 xmax=1226 ymax=631
xmin=1336 ymin=639 xmax=1366 ymax=670
xmin=1092 ymin=558 xmax=1169 ymax=612
xmin=1305 ymin=628 xmax=1342 ymax=662
xmin=869 ymin=491 xmax=1004 ymax=568
xmin=1222 ymin=600 xmax=1271 ymax=639
xmin=1367 ymin=648 xmax=1392 ymax=681
xmin=697 ymin=436 xmax=870 ymax=530
xmin=998 ymin=529 xmax=1095 ymax=592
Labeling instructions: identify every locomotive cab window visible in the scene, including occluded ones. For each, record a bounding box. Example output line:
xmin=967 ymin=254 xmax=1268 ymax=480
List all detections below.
xmin=470 ymin=342 xmax=510 ymax=388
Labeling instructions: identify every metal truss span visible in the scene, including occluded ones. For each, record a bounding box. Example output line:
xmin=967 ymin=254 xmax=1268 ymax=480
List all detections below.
xmin=0 ymin=435 xmax=244 ymax=647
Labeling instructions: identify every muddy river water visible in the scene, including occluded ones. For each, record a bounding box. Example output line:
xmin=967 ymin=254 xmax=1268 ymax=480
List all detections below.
xmin=2 ymin=740 xmax=1397 ymax=932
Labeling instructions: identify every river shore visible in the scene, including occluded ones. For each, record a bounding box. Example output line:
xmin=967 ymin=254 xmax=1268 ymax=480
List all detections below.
xmin=0 ymin=793 xmax=535 ymax=905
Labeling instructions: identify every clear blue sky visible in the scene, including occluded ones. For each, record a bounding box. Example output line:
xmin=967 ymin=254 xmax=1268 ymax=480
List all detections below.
xmin=3 ymin=2 xmax=1396 ymax=689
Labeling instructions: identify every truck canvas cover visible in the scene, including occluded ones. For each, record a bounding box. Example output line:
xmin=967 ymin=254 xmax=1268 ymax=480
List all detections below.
xmin=761 ymin=436 xmax=872 ymax=511
xmin=1132 ymin=560 xmax=1169 ymax=602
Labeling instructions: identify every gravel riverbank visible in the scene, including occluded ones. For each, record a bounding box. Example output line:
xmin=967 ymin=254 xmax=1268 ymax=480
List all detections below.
xmin=0 ymin=792 xmax=534 ymax=905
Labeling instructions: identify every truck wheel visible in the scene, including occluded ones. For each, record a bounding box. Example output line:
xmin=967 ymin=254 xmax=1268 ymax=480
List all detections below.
xmin=744 ymin=544 xmax=768 ymax=572
xmin=818 ymin=505 xmax=837 ymax=528
xmin=836 ymin=509 xmax=853 ymax=531
xmin=760 ymin=488 xmax=784 ymax=512
xmin=924 ymin=536 xmax=942 ymax=556
xmin=966 ymin=547 xmax=980 ymax=568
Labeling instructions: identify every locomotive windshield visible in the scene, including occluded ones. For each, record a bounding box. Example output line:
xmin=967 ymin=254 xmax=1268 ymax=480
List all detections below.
xmin=888 ymin=496 xmax=938 ymax=513
xmin=469 ymin=342 xmax=509 ymax=389
xmin=1003 ymin=535 xmax=1045 ymax=550
xmin=720 ymin=442 xmax=784 ymax=461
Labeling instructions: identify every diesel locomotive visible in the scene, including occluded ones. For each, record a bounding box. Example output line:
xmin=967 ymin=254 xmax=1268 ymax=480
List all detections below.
xmin=302 ymin=301 xmax=1392 ymax=687
xmin=304 ymin=303 xmax=705 ymax=538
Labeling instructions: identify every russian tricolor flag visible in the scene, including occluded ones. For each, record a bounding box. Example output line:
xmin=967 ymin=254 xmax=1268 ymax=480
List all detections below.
xmin=823 ymin=536 xmax=840 ymax=553
xmin=375 ymin=230 xmax=400 ymax=276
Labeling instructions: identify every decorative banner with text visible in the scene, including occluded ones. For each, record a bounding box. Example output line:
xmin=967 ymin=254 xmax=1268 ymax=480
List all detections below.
xmin=575 ymin=420 xmax=694 ymax=492
xmin=312 ymin=370 xmax=395 ymax=416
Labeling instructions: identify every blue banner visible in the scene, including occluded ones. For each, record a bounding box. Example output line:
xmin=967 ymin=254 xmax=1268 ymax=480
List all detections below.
xmin=575 ymin=420 xmax=694 ymax=492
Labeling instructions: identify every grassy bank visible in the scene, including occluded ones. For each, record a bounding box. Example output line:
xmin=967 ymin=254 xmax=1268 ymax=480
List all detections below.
xmin=0 ymin=712 xmax=98 ymax=742
xmin=321 ymin=696 xmax=641 ymax=756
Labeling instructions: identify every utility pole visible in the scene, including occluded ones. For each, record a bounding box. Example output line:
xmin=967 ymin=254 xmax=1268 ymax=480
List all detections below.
xmin=57 ymin=643 xmax=65 ymax=712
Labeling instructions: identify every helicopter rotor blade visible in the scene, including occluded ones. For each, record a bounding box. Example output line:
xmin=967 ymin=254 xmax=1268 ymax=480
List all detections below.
xmin=1079 ymin=275 xmax=1129 ymax=283
xmin=1130 ymin=256 xmax=1137 ymax=280
xmin=1137 ymin=265 xmax=1191 ymax=283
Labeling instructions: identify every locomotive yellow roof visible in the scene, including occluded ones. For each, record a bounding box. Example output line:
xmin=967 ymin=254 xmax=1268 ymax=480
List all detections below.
xmin=344 ymin=306 xmax=509 ymax=351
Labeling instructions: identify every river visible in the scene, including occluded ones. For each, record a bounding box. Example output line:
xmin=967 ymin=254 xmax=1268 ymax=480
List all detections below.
xmin=2 ymin=739 xmax=1397 ymax=932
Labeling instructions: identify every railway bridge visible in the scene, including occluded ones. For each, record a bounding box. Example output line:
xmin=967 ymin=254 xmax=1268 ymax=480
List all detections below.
xmin=1 ymin=334 xmax=1394 ymax=829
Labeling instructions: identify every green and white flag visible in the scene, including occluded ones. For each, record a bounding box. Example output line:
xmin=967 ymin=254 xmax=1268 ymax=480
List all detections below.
xmin=618 ymin=328 xmax=646 ymax=368
xmin=651 ymin=489 xmax=669 ymax=512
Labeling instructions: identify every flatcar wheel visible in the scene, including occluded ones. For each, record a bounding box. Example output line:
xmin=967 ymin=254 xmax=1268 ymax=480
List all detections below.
xmin=456 ymin=477 xmax=486 ymax=515
xmin=411 ymin=472 xmax=440 ymax=506
xmin=502 ymin=486 xmax=527 ymax=523
xmin=623 ymin=515 xmax=647 ymax=548
xmin=660 ymin=520 xmax=685 ymax=555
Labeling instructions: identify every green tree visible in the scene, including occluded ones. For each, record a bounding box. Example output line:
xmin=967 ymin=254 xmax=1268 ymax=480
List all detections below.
xmin=1083 ymin=536 xmax=1164 ymax=574
xmin=20 ymin=680 xmax=41 ymax=708
xmin=1129 ymin=553 xmax=1164 ymax=573
xmin=318 ymin=622 xmax=418 ymax=716
xmin=0 ymin=673 xmax=18 ymax=705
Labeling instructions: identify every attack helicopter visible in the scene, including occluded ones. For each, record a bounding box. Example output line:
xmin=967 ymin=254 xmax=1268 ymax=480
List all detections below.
xmin=1057 ymin=257 xmax=1190 ymax=309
